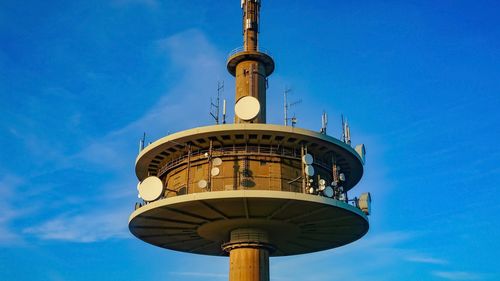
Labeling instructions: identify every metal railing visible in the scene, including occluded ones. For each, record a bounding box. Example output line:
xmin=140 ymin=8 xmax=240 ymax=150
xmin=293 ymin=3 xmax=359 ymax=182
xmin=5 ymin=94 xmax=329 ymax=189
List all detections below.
xmin=227 ymin=46 xmax=272 ymax=60
xmin=157 ymin=144 xmax=333 ymax=177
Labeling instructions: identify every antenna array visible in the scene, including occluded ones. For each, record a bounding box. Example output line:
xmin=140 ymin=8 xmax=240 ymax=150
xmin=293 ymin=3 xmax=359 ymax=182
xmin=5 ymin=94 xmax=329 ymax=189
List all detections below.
xmin=284 ymin=87 xmax=301 ymax=127
xmin=210 ymin=81 xmax=224 ymax=124
xmin=320 ymin=111 xmax=328 ymax=134
xmin=341 ymin=114 xmax=351 ymax=145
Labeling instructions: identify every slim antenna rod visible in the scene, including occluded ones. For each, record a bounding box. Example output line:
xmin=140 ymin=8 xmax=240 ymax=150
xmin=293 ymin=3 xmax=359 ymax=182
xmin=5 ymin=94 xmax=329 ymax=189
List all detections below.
xmin=341 ymin=114 xmax=345 ymax=142
xmin=284 ymin=87 xmax=291 ymax=126
xmin=139 ymin=132 xmax=146 ymax=153
xmin=321 ymin=111 xmax=328 ymax=134
xmin=284 ymin=87 xmax=301 ymax=126
xmin=341 ymin=114 xmax=351 ymax=145
xmin=345 ymin=118 xmax=351 ymax=145
xmin=210 ymin=81 xmax=224 ymax=124
xmin=222 ymin=99 xmax=227 ymax=124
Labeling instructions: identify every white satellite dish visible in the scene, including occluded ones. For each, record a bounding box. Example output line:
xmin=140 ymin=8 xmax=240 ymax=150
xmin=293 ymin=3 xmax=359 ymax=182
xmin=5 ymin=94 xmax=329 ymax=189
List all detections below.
xmin=323 ymin=186 xmax=334 ymax=198
xmin=318 ymin=179 xmax=326 ymax=191
xmin=212 ymin=157 xmax=223 ymax=166
xmin=339 ymin=173 xmax=346 ymax=182
xmin=338 ymin=193 xmax=346 ymax=201
xmin=211 ymin=167 xmax=220 ymax=177
xmin=234 ymin=96 xmax=260 ymax=120
xmin=358 ymin=192 xmax=372 ymax=215
xmin=198 ymin=179 xmax=208 ymax=189
xmin=302 ymin=153 xmax=313 ymax=165
xmin=305 ymin=165 xmax=315 ymax=176
xmin=138 ymin=176 xmax=163 ymax=202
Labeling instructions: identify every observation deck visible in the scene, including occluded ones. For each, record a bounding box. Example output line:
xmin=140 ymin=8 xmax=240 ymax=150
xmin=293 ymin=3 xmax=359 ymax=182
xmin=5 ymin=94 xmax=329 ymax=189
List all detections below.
xmin=129 ymin=123 xmax=369 ymax=256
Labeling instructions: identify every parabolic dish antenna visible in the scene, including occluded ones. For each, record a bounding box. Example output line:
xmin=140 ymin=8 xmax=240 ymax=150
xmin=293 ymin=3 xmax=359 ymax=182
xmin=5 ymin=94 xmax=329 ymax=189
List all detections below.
xmin=235 ymin=96 xmax=260 ymax=121
xmin=211 ymin=167 xmax=220 ymax=177
xmin=198 ymin=179 xmax=208 ymax=189
xmin=339 ymin=173 xmax=346 ymax=182
xmin=318 ymin=179 xmax=326 ymax=190
xmin=323 ymin=186 xmax=334 ymax=198
xmin=305 ymin=165 xmax=315 ymax=176
xmin=302 ymin=153 xmax=313 ymax=165
xmin=138 ymin=176 xmax=163 ymax=202
xmin=212 ymin=157 xmax=223 ymax=166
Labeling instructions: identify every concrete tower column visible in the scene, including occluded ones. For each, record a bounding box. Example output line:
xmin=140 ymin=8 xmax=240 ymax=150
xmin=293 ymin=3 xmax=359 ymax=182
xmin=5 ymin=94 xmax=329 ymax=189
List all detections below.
xmin=222 ymin=228 xmax=274 ymax=281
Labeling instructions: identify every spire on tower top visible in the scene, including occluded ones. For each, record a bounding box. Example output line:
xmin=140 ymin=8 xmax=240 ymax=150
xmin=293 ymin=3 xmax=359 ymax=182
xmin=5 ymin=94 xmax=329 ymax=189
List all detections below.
xmin=241 ymin=0 xmax=261 ymax=51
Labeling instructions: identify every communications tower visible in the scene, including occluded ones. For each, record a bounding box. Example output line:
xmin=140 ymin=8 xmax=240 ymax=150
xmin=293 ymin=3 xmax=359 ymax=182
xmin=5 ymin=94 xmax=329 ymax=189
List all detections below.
xmin=129 ymin=1 xmax=371 ymax=280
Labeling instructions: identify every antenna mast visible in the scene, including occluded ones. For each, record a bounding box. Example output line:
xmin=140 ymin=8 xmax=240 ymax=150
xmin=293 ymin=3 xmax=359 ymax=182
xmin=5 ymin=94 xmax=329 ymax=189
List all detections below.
xmin=210 ymin=81 xmax=224 ymax=124
xmin=284 ymin=87 xmax=301 ymax=126
xmin=321 ymin=111 xmax=328 ymax=134
xmin=341 ymin=114 xmax=351 ymax=145
xmin=284 ymin=87 xmax=291 ymax=126
xmin=138 ymin=132 xmax=146 ymax=153
xmin=222 ymin=99 xmax=227 ymax=124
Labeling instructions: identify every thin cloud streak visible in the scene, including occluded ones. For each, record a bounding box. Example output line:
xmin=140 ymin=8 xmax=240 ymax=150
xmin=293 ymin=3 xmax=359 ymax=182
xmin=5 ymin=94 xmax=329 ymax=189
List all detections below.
xmin=23 ymin=208 xmax=130 ymax=243
xmin=405 ymin=255 xmax=448 ymax=265
xmin=432 ymin=271 xmax=483 ymax=280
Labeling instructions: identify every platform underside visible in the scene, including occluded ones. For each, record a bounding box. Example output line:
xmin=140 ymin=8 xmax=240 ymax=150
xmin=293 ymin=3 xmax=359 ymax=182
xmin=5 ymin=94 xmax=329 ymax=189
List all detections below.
xmin=129 ymin=190 xmax=368 ymax=256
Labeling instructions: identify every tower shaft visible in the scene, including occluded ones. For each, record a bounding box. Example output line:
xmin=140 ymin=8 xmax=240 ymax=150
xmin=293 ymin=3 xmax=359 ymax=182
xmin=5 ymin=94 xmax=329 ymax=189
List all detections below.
xmin=228 ymin=247 xmax=270 ymax=281
xmin=223 ymin=228 xmax=273 ymax=281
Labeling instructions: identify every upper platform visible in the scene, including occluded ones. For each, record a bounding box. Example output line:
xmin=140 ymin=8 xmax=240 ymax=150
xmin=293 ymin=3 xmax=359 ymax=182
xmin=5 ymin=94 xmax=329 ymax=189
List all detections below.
xmin=136 ymin=124 xmax=364 ymax=192
xmin=226 ymin=49 xmax=275 ymax=77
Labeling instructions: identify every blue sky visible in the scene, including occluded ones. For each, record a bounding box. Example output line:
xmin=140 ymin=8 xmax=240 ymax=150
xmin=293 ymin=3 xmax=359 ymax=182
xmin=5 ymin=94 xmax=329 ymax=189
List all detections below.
xmin=1 ymin=0 xmax=499 ymax=280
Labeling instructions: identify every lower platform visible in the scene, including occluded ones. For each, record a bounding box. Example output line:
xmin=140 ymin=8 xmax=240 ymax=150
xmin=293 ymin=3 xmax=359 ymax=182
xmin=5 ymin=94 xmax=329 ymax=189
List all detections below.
xmin=128 ymin=190 xmax=368 ymax=256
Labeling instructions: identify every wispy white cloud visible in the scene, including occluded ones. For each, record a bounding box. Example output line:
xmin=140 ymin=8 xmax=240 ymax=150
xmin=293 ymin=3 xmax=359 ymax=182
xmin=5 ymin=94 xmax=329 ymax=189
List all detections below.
xmin=24 ymin=208 xmax=130 ymax=243
xmin=405 ymin=255 xmax=448 ymax=265
xmin=0 ymin=175 xmax=30 ymax=245
xmin=432 ymin=271 xmax=483 ymax=280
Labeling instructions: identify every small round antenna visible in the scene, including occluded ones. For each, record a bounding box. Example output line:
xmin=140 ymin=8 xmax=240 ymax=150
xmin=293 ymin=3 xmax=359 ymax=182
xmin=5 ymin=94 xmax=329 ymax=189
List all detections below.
xmin=198 ymin=179 xmax=208 ymax=189
xmin=211 ymin=167 xmax=220 ymax=177
xmin=323 ymin=186 xmax=334 ymax=198
xmin=318 ymin=179 xmax=326 ymax=191
xmin=339 ymin=173 xmax=346 ymax=182
xmin=305 ymin=165 xmax=315 ymax=176
xmin=302 ymin=154 xmax=313 ymax=165
xmin=213 ymin=157 xmax=223 ymax=166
